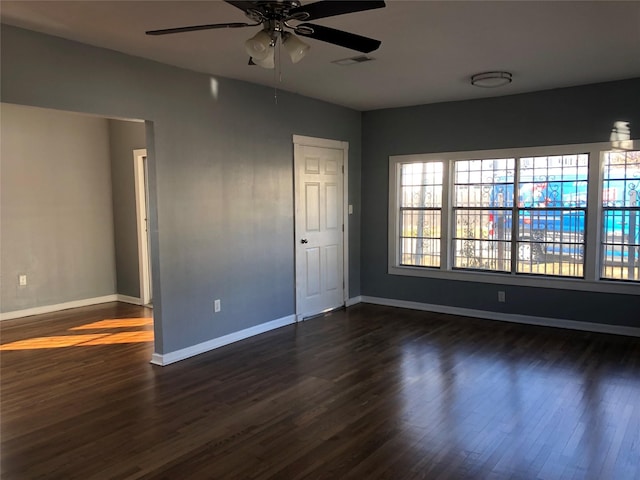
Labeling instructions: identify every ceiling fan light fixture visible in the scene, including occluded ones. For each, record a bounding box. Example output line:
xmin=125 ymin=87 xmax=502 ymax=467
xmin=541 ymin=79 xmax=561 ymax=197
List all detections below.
xmin=244 ymin=29 xmax=273 ymax=61
xmin=471 ymin=71 xmax=513 ymax=88
xmin=146 ymin=0 xmax=387 ymax=67
xmin=251 ymin=47 xmax=275 ymax=69
xmin=282 ymin=32 xmax=310 ymax=64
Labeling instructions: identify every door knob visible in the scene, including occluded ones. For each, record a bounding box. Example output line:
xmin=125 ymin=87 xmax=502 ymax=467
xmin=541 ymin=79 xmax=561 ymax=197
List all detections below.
xmin=301 ymin=239 xmax=308 ymax=244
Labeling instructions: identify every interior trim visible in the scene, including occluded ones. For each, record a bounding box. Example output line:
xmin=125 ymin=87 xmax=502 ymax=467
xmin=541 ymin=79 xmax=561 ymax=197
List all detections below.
xmin=150 ymin=314 xmax=296 ymax=366
xmin=116 ymin=294 xmax=145 ymax=306
xmin=358 ymin=296 xmax=640 ymax=337
xmin=346 ymin=296 xmax=362 ymax=307
xmin=0 ymin=295 xmax=120 ymax=321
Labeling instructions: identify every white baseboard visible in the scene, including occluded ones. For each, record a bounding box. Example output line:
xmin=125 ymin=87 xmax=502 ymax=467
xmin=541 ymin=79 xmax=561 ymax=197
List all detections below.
xmin=0 ymin=295 xmax=122 ymax=321
xmin=346 ymin=296 xmax=362 ymax=307
xmin=359 ymin=296 xmax=640 ymax=338
xmin=116 ymin=294 xmax=145 ymax=306
xmin=150 ymin=314 xmax=296 ymax=366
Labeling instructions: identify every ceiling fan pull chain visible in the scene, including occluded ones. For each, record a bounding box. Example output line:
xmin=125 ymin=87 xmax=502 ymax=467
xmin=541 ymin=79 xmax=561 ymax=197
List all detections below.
xmin=273 ymin=38 xmax=279 ymax=104
xmin=273 ymin=73 xmax=278 ymax=105
xmin=274 ymin=35 xmax=286 ymax=105
xmin=278 ymin=38 xmax=284 ymax=84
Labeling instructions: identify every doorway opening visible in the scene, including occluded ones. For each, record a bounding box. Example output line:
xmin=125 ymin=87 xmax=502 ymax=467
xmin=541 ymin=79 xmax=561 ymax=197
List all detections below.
xmin=0 ymin=103 xmax=154 ymax=330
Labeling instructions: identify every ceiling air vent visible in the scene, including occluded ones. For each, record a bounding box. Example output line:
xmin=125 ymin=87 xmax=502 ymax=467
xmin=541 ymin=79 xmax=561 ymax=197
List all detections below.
xmin=331 ymin=55 xmax=374 ymax=66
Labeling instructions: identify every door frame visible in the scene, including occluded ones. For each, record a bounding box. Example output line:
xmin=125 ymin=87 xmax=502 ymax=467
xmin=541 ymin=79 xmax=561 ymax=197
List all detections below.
xmin=292 ymin=135 xmax=349 ymax=321
xmin=133 ymin=148 xmax=152 ymax=305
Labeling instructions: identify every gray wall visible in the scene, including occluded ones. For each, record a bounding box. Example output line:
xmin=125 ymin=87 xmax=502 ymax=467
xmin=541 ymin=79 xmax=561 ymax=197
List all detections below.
xmin=108 ymin=119 xmax=146 ymax=299
xmin=361 ymin=78 xmax=640 ymax=327
xmin=0 ymin=25 xmax=362 ymax=355
xmin=0 ymin=103 xmax=116 ymax=311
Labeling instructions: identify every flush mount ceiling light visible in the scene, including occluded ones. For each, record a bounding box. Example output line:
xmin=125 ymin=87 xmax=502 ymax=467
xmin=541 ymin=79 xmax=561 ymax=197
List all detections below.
xmin=146 ymin=1 xmax=386 ymax=69
xmin=471 ymin=71 xmax=513 ymax=88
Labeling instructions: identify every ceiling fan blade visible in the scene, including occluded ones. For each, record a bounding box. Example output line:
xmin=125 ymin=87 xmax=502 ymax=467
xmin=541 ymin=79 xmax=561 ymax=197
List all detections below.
xmin=146 ymin=22 xmax=253 ymax=35
xmin=288 ymin=1 xmax=385 ymax=21
xmin=224 ymin=1 xmax=259 ymax=13
xmin=295 ymin=23 xmax=381 ymax=53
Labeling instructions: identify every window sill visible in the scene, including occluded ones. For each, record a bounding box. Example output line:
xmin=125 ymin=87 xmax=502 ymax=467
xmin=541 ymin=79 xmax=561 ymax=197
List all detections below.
xmin=388 ymin=264 xmax=639 ymax=295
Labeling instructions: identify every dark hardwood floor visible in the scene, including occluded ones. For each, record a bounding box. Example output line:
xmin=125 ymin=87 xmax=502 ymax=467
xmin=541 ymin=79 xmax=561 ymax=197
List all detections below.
xmin=1 ymin=302 xmax=639 ymax=479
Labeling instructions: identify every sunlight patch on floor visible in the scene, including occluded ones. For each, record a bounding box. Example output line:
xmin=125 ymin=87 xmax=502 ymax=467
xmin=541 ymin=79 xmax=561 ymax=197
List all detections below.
xmin=0 ymin=317 xmax=154 ymax=351
xmin=70 ymin=318 xmax=153 ymax=330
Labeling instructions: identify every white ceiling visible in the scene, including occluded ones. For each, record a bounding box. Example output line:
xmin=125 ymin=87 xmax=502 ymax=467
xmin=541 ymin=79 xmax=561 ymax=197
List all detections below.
xmin=2 ymin=0 xmax=639 ymax=111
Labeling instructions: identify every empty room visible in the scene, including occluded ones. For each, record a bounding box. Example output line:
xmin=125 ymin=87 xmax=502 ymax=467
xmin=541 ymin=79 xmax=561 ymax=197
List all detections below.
xmin=1 ymin=1 xmax=639 ymax=479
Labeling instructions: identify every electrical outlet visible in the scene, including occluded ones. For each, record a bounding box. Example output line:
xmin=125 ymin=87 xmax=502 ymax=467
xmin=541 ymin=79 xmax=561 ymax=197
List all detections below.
xmin=18 ymin=274 xmax=27 ymax=286
xmin=214 ymin=299 xmax=221 ymax=313
xmin=498 ymin=291 xmax=506 ymax=303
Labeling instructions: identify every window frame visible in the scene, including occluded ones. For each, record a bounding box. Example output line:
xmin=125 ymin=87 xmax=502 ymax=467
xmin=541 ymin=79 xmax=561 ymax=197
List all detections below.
xmin=388 ymin=141 xmax=639 ymax=295
xmin=451 ymin=157 xmax=515 ymax=273
xmin=600 ymin=150 xmax=640 ymax=282
xmin=398 ymin=161 xmax=444 ymax=268
xmin=515 ymin=153 xmax=589 ymax=278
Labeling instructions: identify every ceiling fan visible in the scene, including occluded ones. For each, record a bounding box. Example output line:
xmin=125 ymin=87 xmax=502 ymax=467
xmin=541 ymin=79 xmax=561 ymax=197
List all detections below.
xmin=146 ymin=0 xmax=386 ymax=68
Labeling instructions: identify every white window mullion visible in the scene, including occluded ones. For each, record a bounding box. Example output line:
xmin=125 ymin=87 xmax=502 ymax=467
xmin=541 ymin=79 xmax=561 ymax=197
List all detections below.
xmin=511 ymin=157 xmax=521 ymax=274
xmin=584 ymin=148 xmax=603 ymax=281
xmin=388 ymin=161 xmax=400 ymax=270
xmin=441 ymin=159 xmax=452 ymax=270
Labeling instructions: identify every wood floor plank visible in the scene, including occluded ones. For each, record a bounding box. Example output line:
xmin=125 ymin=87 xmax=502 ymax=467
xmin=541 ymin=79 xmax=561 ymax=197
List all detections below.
xmin=1 ymin=302 xmax=639 ymax=479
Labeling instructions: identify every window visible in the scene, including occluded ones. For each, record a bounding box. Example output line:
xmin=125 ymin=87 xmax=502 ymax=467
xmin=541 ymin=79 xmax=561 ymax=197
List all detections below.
xmin=602 ymin=150 xmax=640 ymax=281
xmin=389 ymin=142 xmax=639 ymax=294
xmin=453 ymin=158 xmax=514 ymax=272
xmin=399 ymin=162 xmax=443 ymax=267
xmin=517 ymin=154 xmax=588 ymax=277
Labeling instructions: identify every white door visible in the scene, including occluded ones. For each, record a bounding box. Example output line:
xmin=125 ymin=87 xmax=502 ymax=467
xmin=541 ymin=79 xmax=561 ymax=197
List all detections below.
xmin=294 ymin=136 xmax=348 ymax=320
